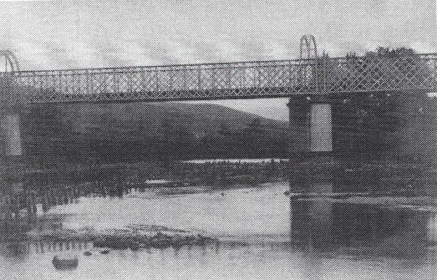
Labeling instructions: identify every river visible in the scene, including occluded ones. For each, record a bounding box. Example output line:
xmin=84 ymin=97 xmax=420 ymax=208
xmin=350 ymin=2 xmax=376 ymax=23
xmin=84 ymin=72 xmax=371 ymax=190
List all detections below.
xmin=1 ymin=176 xmax=437 ymax=280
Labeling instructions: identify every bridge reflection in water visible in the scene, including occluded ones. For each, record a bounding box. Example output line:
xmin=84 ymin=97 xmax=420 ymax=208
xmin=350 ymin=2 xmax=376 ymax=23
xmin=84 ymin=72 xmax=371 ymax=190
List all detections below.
xmin=288 ymin=173 xmax=435 ymax=266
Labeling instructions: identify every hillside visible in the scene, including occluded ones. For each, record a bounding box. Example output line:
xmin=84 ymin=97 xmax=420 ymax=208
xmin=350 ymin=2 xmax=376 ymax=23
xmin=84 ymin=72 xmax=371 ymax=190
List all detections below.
xmin=21 ymin=102 xmax=289 ymax=165
xmin=56 ymin=102 xmax=287 ymax=137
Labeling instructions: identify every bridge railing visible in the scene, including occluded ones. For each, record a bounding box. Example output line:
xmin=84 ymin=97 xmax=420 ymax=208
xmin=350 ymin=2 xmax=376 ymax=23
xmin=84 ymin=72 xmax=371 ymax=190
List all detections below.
xmin=1 ymin=53 xmax=437 ymax=104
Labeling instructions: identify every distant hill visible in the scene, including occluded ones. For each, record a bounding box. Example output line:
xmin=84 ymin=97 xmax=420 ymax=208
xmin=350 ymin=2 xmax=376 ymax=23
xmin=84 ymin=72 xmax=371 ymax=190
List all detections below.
xmin=56 ymin=102 xmax=288 ymax=137
xmin=20 ymin=102 xmax=289 ymax=165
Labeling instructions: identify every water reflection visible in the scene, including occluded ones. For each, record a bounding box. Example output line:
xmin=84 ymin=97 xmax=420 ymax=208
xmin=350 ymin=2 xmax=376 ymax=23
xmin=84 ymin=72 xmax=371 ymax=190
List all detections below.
xmin=0 ymin=241 xmax=92 ymax=257
xmin=0 ymin=163 xmax=135 ymax=246
xmin=1 ymin=166 xmax=129 ymax=215
xmin=289 ymin=179 xmax=434 ymax=262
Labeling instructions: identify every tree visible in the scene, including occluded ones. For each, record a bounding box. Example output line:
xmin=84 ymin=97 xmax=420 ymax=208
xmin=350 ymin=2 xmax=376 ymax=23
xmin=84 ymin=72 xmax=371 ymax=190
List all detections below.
xmin=247 ymin=118 xmax=263 ymax=135
xmin=22 ymin=104 xmax=71 ymax=166
xmin=329 ymin=47 xmax=433 ymax=92
xmin=242 ymin=118 xmax=267 ymax=157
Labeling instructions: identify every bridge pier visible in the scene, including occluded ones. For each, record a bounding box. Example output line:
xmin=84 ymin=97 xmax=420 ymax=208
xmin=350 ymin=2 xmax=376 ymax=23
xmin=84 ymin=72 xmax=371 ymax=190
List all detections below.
xmin=288 ymin=95 xmax=334 ymax=189
xmin=287 ymin=95 xmax=332 ymax=157
xmin=0 ymin=108 xmax=25 ymax=192
xmin=1 ymin=113 xmax=22 ymax=157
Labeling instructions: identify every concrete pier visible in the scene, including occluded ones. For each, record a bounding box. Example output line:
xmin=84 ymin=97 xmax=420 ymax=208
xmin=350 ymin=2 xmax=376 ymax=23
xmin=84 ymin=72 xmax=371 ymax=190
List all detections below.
xmin=288 ymin=95 xmax=332 ymax=156
xmin=310 ymin=103 xmax=332 ymax=152
xmin=1 ymin=114 xmax=22 ymax=156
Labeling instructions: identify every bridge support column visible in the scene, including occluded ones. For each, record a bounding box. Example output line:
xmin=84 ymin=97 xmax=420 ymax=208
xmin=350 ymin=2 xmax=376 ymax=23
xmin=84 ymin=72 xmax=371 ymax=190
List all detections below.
xmin=1 ymin=113 xmax=22 ymax=156
xmin=0 ymin=112 xmax=23 ymax=157
xmin=288 ymin=95 xmax=333 ymax=191
xmin=287 ymin=95 xmax=332 ymax=157
xmin=310 ymin=101 xmax=332 ymax=153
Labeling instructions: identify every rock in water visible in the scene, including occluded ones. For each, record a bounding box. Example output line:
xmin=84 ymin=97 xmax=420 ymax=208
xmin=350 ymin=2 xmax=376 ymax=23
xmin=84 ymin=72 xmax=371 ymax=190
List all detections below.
xmin=150 ymin=232 xmax=172 ymax=249
xmin=129 ymin=241 xmax=140 ymax=251
xmin=83 ymin=251 xmax=92 ymax=256
xmin=52 ymin=254 xmax=78 ymax=270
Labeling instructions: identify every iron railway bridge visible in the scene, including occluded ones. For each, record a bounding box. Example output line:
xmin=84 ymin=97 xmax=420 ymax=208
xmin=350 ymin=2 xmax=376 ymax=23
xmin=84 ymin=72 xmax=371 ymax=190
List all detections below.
xmin=1 ymin=36 xmax=437 ymax=104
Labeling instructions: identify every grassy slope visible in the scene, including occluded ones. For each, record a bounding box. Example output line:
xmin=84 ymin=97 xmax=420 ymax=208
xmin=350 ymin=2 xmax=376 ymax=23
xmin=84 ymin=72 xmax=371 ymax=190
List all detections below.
xmin=55 ymin=102 xmax=288 ymax=137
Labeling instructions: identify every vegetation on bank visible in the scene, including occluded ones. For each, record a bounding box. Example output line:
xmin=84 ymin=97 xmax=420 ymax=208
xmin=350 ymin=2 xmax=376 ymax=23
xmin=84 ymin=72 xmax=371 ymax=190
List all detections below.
xmin=22 ymin=160 xmax=290 ymax=192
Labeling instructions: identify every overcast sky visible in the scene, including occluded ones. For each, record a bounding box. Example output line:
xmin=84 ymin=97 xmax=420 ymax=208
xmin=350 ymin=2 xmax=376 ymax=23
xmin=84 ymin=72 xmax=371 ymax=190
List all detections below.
xmin=0 ymin=0 xmax=436 ymax=120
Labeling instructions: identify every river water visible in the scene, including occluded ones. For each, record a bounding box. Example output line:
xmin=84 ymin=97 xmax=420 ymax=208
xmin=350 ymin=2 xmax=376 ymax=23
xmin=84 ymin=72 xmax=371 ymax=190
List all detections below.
xmin=1 ymin=179 xmax=437 ymax=279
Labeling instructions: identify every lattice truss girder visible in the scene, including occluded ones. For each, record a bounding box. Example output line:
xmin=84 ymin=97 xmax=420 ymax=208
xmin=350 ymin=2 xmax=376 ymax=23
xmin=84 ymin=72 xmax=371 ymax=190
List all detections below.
xmin=1 ymin=54 xmax=437 ymax=104
xmin=324 ymin=54 xmax=437 ymax=92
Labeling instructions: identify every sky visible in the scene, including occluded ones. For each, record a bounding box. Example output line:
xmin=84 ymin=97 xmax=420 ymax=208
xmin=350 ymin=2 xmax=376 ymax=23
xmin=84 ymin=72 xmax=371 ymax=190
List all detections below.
xmin=0 ymin=0 xmax=436 ymax=120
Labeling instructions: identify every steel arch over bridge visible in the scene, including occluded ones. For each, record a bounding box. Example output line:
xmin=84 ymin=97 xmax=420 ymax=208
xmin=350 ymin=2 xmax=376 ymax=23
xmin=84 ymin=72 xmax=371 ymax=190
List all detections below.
xmin=1 ymin=52 xmax=437 ymax=104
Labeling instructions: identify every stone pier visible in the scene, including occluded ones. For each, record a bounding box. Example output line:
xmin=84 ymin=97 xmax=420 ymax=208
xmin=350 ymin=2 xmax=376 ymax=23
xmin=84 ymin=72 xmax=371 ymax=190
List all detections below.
xmin=287 ymin=95 xmax=332 ymax=157
xmin=0 ymin=109 xmax=24 ymax=190
xmin=1 ymin=113 xmax=22 ymax=157
xmin=287 ymin=95 xmax=334 ymax=188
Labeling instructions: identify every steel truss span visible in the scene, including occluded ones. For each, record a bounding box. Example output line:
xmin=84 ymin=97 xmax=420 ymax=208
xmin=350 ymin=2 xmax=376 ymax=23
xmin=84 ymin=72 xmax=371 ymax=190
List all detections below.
xmin=1 ymin=53 xmax=437 ymax=104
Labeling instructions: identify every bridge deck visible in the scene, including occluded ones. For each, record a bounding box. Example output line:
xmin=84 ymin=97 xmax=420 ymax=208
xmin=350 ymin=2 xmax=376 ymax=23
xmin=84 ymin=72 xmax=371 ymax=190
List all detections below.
xmin=1 ymin=54 xmax=437 ymax=104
